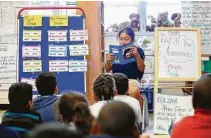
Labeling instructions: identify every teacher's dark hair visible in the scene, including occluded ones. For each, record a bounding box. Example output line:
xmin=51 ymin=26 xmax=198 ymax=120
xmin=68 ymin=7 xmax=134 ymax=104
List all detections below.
xmin=117 ymin=27 xmax=135 ymax=42
xmin=193 ymin=73 xmax=211 ymax=109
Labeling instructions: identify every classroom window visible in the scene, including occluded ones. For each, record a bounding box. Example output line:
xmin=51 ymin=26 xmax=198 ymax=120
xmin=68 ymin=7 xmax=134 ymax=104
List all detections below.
xmin=104 ymin=2 xmax=140 ymax=32
xmin=146 ymin=1 xmax=181 ymax=31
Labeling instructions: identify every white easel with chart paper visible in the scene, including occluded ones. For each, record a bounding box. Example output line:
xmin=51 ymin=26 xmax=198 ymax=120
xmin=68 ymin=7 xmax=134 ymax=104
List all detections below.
xmin=153 ymin=28 xmax=201 ymax=135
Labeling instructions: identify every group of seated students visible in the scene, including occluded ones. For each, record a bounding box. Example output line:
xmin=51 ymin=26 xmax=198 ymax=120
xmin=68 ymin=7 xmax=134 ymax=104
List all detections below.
xmin=0 ymin=72 xmax=149 ymax=138
xmin=1 ymin=71 xmax=211 ymax=138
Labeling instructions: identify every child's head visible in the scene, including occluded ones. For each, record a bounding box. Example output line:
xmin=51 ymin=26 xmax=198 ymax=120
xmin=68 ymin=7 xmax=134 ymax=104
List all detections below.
xmin=118 ymin=27 xmax=135 ymax=45
xmin=112 ymin=73 xmax=129 ymax=95
xmin=93 ymin=73 xmax=117 ymax=101
xmin=193 ymin=73 xmax=211 ymax=109
xmin=97 ymin=101 xmax=136 ymax=137
xmin=26 ymin=122 xmax=85 ymax=138
xmin=55 ymin=92 xmax=93 ymax=134
xmin=35 ymin=72 xmax=58 ymax=96
xmin=9 ymin=82 xmax=33 ymax=111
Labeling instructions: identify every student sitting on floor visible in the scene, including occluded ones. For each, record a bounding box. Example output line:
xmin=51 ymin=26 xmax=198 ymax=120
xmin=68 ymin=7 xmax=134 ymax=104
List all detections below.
xmin=89 ymin=101 xmax=149 ymax=138
xmin=171 ymin=73 xmax=211 ymax=138
xmin=112 ymin=73 xmax=142 ymax=132
xmin=89 ymin=73 xmax=117 ymax=118
xmin=1 ymin=83 xmax=43 ymax=138
xmin=55 ymin=92 xmax=94 ymax=135
xmin=26 ymin=122 xmax=85 ymax=138
xmin=32 ymin=72 xmax=59 ymax=122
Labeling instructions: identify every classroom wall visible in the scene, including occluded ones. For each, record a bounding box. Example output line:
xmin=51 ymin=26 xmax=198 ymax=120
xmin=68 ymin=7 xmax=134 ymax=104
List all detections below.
xmin=0 ymin=2 xmax=29 ymax=104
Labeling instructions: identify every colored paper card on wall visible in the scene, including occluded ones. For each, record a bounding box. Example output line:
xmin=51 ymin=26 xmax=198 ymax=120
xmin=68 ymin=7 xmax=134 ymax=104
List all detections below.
xmin=50 ymin=15 xmax=68 ymax=26
xmin=69 ymin=60 xmax=87 ymax=67
xmin=68 ymin=60 xmax=87 ymax=72
xmin=69 ymin=30 xmax=88 ymax=41
xmin=49 ymin=45 xmax=67 ymax=57
xmin=69 ymin=50 xmax=81 ymax=56
xmin=49 ymin=66 xmax=68 ymax=72
xmin=23 ymin=30 xmax=41 ymax=42
xmin=49 ymin=60 xmax=68 ymax=72
xmin=24 ymin=16 xmax=42 ymax=27
xmin=49 ymin=60 xmax=68 ymax=66
xmin=48 ymin=30 xmax=67 ymax=42
xmin=69 ymin=44 xmax=89 ymax=56
xmin=69 ymin=67 xmax=87 ymax=72
xmin=22 ymin=45 xmax=41 ymax=58
xmin=77 ymin=60 xmax=87 ymax=66
xmin=69 ymin=30 xmax=88 ymax=36
xmin=69 ymin=44 xmax=88 ymax=50
xmin=80 ymin=49 xmax=89 ymax=55
xmin=23 ymin=60 xmax=42 ymax=72
xmin=70 ymin=36 xmax=88 ymax=41
xmin=21 ymin=78 xmax=37 ymax=91
xmin=79 ymin=44 xmax=88 ymax=50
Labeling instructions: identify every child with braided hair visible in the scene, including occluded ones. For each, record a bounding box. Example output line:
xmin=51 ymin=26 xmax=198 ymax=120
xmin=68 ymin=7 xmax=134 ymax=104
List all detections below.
xmin=90 ymin=73 xmax=117 ymax=118
xmin=55 ymin=92 xmax=94 ymax=135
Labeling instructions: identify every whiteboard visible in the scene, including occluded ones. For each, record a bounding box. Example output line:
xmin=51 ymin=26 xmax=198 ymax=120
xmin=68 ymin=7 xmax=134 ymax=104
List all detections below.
xmin=155 ymin=28 xmax=201 ymax=81
xmin=153 ymin=94 xmax=194 ymax=134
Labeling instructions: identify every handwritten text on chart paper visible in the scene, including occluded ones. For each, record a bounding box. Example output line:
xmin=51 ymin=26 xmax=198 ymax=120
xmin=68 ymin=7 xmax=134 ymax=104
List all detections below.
xmin=158 ymin=31 xmax=197 ymax=78
xmin=182 ymin=1 xmax=211 ymax=54
xmin=0 ymin=44 xmax=17 ymax=83
xmin=154 ymin=94 xmax=194 ymax=134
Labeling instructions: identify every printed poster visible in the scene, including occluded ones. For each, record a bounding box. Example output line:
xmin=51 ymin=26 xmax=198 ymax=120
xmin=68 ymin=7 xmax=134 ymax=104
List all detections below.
xmin=23 ymin=30 xmax=41 ymax=42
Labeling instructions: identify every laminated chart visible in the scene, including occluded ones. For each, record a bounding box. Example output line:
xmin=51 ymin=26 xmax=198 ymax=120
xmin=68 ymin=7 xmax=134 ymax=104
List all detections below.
xmin=69 ymin=44 xmax=89 ymax=56
xmin=23 ymin=30 xmax=41 ymax=42
xmin=49 ymin=45 xmax=67 ymax=57
xmin=48 ymin=30 xmax=67 ymax=42
xmin=69 ymin=60 xmax=87 ymax=72
xmin=22 ymin=45 xmax=41 ymax=58
xmin=23 ymin=60 xmax=42 ymax=72
xmin=49 ymin=60 xmax=68 ymax=72
xmin=70 ymin=30 xmax=88 ymax=41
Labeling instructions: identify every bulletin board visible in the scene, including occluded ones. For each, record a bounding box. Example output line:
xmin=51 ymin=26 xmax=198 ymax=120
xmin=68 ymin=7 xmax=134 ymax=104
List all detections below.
xmin=18 ymin=15 xmax=88 ymax=94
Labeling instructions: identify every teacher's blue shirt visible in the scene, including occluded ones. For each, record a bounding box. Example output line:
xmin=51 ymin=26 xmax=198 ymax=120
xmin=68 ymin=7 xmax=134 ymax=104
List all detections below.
xmin=112 ymin=47 xmax=145 ymax=80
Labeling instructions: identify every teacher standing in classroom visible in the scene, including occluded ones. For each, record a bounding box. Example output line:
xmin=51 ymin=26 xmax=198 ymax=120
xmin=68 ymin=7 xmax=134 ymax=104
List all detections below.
xmin=105 ymin=27 xmax=145 ymax=80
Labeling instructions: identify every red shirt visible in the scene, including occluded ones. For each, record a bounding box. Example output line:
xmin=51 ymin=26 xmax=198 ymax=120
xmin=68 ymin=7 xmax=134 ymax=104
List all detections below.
xmin=171 ymin=108 xmax=211 ymax=138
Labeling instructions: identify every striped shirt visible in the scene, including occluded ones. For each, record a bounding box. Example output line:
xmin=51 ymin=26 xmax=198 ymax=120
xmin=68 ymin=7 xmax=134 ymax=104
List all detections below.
xmin=1 ymin=109 xmax=43 ymax=138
